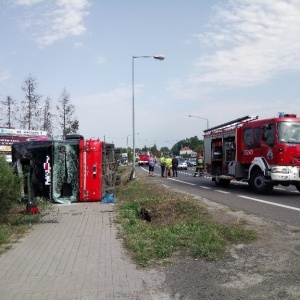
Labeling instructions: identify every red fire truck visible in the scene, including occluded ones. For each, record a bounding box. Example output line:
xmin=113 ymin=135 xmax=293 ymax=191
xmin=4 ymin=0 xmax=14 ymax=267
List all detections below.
xmin=138 ymin=151 xmax=150 ymax=166
xmin=203 ymin=114 xmax=300 ymax=194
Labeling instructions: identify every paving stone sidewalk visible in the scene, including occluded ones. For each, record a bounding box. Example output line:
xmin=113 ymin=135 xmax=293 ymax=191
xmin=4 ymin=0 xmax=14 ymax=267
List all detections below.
xmin=0 ymin=202 xmax=169 ymax=300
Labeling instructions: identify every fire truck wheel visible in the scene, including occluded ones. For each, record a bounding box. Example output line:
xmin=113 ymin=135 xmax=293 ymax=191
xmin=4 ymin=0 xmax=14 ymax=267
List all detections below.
xmin=214 ymin=167 xmax=230 ymax=187
xmin=218 ymin=179 xmax=230 ymax=187
xmin=295 ymin=184 xmax=300 ymax=193
xmin=220 ymin=179 xmax=230 ymax=187
xmin=250 ymin=169 xmax=273 ymax=194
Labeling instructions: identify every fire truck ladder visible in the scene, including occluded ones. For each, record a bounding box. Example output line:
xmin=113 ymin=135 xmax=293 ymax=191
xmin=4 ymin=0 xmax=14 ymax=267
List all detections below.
xmin=204 ymin=115 xmax=258 ymax=134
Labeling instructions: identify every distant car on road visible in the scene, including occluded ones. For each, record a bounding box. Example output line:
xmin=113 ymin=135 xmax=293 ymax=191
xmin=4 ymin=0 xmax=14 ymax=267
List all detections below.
xmin=187 ymin=158 xmax=196 ymax=167
xmin=177 ymin=158 xmax=187 ymax=170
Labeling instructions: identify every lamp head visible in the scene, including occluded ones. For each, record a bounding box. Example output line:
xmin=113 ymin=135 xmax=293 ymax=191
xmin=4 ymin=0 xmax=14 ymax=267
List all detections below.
xmin=154 ymin=55 xmax=165 ymax=61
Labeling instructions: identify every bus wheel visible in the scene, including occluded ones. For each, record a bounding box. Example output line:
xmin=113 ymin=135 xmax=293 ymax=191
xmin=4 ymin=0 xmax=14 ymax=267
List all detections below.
xmin=250 ymin=169 xmax=273 ymax=194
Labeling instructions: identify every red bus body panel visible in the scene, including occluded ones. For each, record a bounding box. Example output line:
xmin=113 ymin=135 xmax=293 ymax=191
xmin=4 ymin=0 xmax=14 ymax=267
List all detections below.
xmin=79 ymin=140 xmax=103 ymax=202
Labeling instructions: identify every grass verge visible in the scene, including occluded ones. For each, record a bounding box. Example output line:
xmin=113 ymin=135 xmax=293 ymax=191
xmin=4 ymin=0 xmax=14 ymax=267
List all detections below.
xmin=0 ymin=198 xmax=57 ymax=255
xmin=115 ymin=167 xmax=257 ymax=267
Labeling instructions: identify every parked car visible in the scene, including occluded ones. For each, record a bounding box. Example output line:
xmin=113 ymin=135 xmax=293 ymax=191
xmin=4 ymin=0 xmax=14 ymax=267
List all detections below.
xmin=187 ymin=158 xmax=196 ymax=167
xmin=177 ymin=158 xmax=187 ymax=170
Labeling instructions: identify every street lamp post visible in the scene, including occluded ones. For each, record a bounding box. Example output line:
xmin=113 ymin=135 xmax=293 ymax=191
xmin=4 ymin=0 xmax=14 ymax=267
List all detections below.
xmin=127 ymin=133 xmax=139 ymax=148
xmin=127 ymin=134 xmax=132 ymax=148
xmin=188 ymin=115 xmax=209 ymax=129
xmin=131 ymin=55 xmax=164 ymax=179
xmin=127 ymin=133 xmax=139 ymax=163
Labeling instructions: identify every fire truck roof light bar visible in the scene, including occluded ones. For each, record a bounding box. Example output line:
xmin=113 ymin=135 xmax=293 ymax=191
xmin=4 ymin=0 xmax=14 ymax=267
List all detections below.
xmin=204 ymin=115 xmax=258 ymax=133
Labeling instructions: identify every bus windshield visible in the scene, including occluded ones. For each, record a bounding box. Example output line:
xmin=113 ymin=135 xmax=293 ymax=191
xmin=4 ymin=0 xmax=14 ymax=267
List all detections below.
xmin=278 ymin=122 xmax=300 ymax=143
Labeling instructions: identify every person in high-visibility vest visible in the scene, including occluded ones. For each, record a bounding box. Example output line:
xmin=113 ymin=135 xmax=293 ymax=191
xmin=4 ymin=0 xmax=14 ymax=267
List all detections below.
xmin=165 ymin=155 xmax=173 ymax=178
xmin=159 ymin=155 xmax=166 ymax=177
xmin=193 ymin=154 xmax=204 ymax=177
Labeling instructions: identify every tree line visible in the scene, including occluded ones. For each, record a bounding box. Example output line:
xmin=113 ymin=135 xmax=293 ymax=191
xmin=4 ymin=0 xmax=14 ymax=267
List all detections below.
xmin=121 ymin=136 xmax=204 ymax=162
xmin=0 ymin=74 xmax=78 ymax=139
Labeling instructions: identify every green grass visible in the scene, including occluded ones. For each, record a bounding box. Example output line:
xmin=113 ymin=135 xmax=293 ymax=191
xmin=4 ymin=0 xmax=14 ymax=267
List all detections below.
xmin=0 ymin=221 xmax=31 ymax=254
xmin=115 ymin=168 xmax=257 ymax=267
xmin=0 ymin=199 xmax=56 ymax=255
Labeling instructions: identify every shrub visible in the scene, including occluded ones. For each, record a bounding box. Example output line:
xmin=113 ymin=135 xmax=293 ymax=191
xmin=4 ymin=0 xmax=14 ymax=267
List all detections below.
xmin=0 ymin=156 xmax=22 ymax=217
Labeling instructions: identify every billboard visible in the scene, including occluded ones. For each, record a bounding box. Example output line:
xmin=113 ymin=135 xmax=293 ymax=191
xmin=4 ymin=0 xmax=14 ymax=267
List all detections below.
xmin=0 ymin=128 xmax=48 ymax=162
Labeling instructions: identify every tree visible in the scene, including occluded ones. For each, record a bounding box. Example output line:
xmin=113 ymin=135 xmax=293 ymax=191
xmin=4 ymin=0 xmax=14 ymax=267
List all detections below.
xmin=149 ymin=144 xmax=159 ymax=157
xmin=172 ymin=140 xmax=184 ymax=155
xmin=41 ymin=97 xmax=53 ymax=137
xmin=69 ymin=118 xmax=79 ymax=134
xmin=0 ymin=156 xmax=22 ymax=216
xmin=56 ymin=88 xmax=79 ymax=139
xmin=171 ymin=136 xmax=204 ymax=155
xmin=160 ymin=147 xmax=171 ymax=156
xmin=19 ymin=74 xmax=41 ymax=130
xmin=0 ymin=96 xmax=18 ymax=128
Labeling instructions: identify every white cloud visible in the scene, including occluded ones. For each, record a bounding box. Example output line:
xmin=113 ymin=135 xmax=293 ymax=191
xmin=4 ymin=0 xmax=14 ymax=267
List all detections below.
xmin=76 ymin=84 xmax=131 ymax=110
xmin=75 ymin=84 xmax=133 ymax=139
xmin=192 ymin=0 xmax=300 ymax=87
xmin=0 ymin=71 xmax=10 ymax=82
xmin=96 ymin=56 xmax=107 ymax=65
xmin=14 ymin=0 xmax=44 ymax=5
xmin=37 ymin=0 xmax=89 ymax=46
xmin=166 ymin=78 xmax=212 ymax=101
xmin=15 ymin=0 xmax=90 ymax=46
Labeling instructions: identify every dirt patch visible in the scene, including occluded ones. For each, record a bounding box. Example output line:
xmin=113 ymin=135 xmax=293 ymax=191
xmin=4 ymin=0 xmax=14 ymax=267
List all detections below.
xmin=135 ymin=169 xmax=300 ymax=300
xmin=139 ymin=196 xmax=209 ymax=226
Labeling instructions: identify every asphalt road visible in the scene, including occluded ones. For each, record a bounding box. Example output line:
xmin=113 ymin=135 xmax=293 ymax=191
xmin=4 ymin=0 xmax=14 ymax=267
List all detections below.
xmin=140 ymin=165 xmax=300 ymax=227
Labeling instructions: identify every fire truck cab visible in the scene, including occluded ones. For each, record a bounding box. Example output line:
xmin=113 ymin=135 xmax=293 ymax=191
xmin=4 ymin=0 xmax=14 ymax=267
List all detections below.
xmin=204 ymin=114 xmax=300 ymax=194
xmin=138 ymin=151 xmax=150 ymax=166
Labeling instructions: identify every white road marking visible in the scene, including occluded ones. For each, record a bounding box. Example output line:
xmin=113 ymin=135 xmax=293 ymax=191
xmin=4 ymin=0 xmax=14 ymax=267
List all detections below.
xmin=215 ymin=190 xmax=230 ymax=194
xmin=199 ymin=186 xmax=211 ymax=189
xmin=145 ymin=167 xmax=300 ymax=201
xmin=231 ymin=181 xmax=248 ymax=185
xmin=237 ymin=195 xmax=300 ymax=212
xmin=141 ymin=167 xmax=196 ymax=186
xmin=169 ymin=178 xmax=196 ymax=186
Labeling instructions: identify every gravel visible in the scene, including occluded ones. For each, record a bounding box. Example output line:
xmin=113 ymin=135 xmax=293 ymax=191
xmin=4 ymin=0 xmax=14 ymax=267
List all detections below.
xmin=161 ymin=220 xmax=300 ymax=299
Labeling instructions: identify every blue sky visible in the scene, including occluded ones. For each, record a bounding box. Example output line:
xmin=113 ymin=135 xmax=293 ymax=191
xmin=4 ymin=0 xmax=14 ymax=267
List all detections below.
xmin=1 ymin=0 xmax=300 ymax=149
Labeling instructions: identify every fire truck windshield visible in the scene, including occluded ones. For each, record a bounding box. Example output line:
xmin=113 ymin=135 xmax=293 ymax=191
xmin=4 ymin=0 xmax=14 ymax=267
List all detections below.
xmin=278 ymin=121 xmax=300 ymax=143
xmin=140 ymin=151 xmax=149 ymax=155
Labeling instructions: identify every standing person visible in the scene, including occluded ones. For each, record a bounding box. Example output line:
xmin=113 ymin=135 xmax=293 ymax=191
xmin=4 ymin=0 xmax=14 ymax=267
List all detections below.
xmin=148 ymin=153 xmax=155 ymax=177
xmin=159 ymin=155 xmax=166 ymax=177
xmin=165 ymin=155 xmax=173 ymax=178
xmin=193 ymin=154 xmax=204 ymax=177
xmin=172 ymin=155 xmax=179 ymax=177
